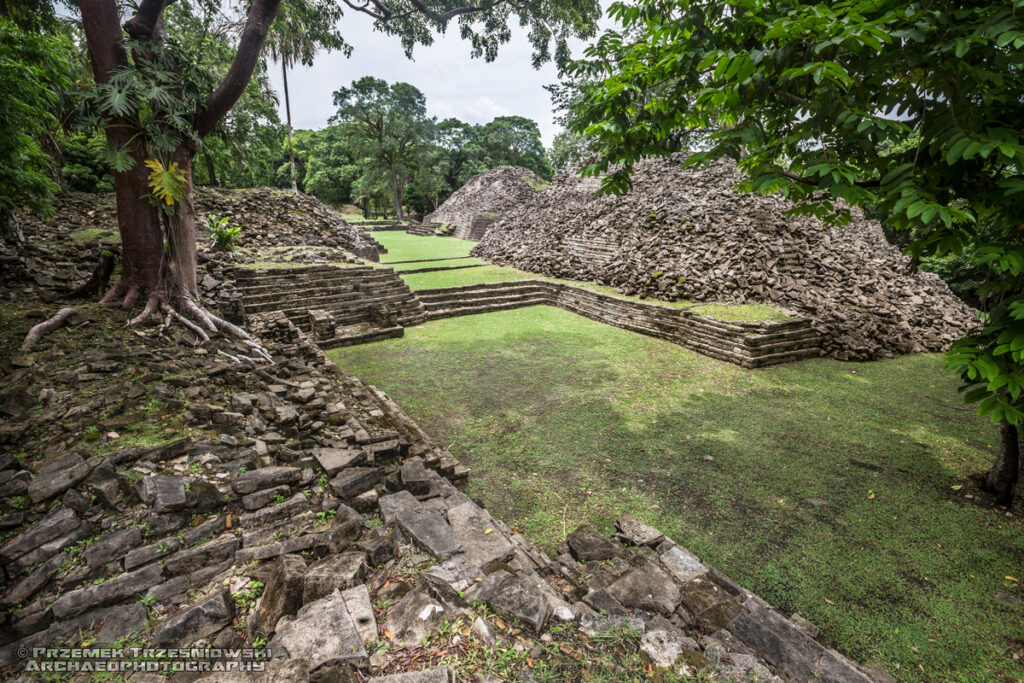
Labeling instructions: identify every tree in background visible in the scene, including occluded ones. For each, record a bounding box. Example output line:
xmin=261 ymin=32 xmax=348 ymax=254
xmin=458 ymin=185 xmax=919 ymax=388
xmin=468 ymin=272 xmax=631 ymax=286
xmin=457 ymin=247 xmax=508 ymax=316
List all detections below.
xmin=266 ymin=0 xmax=347 ymax=192
xmin=59 ymin=0 xmax=598 ymax=337
xmin=331 ymin=77 xmax=432 ymax=220
xmin=477 ymin=116 xmax=551 ymax=179
xmin=568 ymin=0 xmax=1024 ymax=509
xmin=0 ymin=16 xmax=75 ymax=242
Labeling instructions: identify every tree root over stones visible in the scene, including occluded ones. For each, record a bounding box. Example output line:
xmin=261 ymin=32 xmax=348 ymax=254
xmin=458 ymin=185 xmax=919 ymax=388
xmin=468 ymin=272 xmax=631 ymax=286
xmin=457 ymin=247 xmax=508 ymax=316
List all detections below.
xmin=21 ymin=307 xmax=79 ymax=350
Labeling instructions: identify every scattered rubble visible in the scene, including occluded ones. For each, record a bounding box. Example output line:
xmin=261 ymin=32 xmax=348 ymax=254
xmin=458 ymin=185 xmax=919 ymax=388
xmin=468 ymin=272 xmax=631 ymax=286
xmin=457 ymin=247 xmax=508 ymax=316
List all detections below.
xmin=472 ymin=154 xmax=978 ymax=360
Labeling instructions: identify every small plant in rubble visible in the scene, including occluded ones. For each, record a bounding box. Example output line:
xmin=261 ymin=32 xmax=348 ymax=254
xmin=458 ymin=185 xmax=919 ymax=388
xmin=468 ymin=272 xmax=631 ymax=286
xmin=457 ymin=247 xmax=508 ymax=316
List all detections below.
xmin=207 ymin=215 xmax=242 ymax=251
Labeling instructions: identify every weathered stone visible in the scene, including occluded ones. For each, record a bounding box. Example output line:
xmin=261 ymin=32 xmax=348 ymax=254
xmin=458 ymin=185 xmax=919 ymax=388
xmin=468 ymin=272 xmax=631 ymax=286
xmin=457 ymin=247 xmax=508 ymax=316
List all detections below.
xmin=1 ymin=550 xmax=66 ymax=607
xmin=84 ymin=465 xmax=131 ymax=508
xmin=27 ymin=454 xmax=91 ymax=503
xmin=398 ymin=508 xmax=461 ymax=560
xmin=153 ymin=588 xmax=235 ymax=646
xmin=136 ymin=475 xmax=188 ymax=513
xmin=242 ymin=484 xmax=292 ymax=511
xmin=578 ymin=613 xmax=645 ymax=637
xmin=233 ymin=466 xmax=302 ymax=495
xmin=302 ymin=551 xmax=367 ymax=604
xmin=445 ymin=501 xmax=514 ymax=569
xmin=357 ymin=533 xmax=398 ymax=567
xmin=385 ymin=588 xmax=460 ymax=649
xmin=0 ymin=506 xmax=79 ymax=562
xmin=661 ymin=546 xmax=707 ymax=583
xmin=329 ymin=467 xmax=380 ymax=500
xmin=239 ymin=492 xmax=309 ymax=527
xmin=379 ymin=490 xmax=420 ymax=524
xmin=313 ymin=447 xmax=365 ymax=476
xmin=84 ymin=526 xmax=142 ymax=567
xmin=640 ymin=630 xmax=701 ymax=669
xmin=608 ymin=563 xmax=681 ymax=616
xmin=341 ymin=584 xmax=377 ymax=646
xmin=259 ymin=553 xmax=308 ymax=634
xmin=96 ymin=602 xmax=148 ymax=644
xmin=163 ymin=533 xmax=241 ymax=576
xmin=52 ymin=563 xmax=163 ymax=618
xmin=567 ymin=524 xmax=622 ymax=562
xmin=270 ymin=590 xmax=369 ymax=669
xmin=399 ymin=458 xmax=433 ymax=495
xmin=616 ymin=515 xmax=665 ymax=547
xmin=189 ymin=478 xmax=227 ymax=512
xmin=476 ymin=572 xmax=552 ymax=634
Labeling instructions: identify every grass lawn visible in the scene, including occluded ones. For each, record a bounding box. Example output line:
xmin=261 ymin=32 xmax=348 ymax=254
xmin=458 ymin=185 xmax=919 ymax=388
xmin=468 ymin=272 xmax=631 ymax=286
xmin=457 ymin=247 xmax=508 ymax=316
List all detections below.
xmin=372 ymin=231 xmax=478 ymax=262
xmin=331 ymin=306 xmax=1024 ymax=682
xmin=390 ymin=257 xmax=487 ymax=271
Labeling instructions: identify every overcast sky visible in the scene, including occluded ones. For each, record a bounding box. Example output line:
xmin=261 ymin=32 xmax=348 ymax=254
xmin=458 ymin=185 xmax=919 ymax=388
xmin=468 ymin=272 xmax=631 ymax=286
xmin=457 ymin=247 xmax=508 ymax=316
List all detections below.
xmin=266 ymin=9 xmax=615 ymax=148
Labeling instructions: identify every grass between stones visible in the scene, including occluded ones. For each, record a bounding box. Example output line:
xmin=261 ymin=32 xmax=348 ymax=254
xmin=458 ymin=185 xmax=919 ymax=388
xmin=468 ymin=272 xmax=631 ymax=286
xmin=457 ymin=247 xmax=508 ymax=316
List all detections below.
xmin=330 ymin=306 xmax=1024 ymax=682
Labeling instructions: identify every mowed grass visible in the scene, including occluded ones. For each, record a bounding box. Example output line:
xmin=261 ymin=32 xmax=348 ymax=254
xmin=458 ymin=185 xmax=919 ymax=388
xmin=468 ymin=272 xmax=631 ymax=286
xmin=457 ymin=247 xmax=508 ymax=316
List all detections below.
xmin=331 ymin=306 xmax=1024 ymax=682
xmin=373 ymin=231 xmax=477 ymax=262
xmin=390 ymin=257 xmax=487 ymax=271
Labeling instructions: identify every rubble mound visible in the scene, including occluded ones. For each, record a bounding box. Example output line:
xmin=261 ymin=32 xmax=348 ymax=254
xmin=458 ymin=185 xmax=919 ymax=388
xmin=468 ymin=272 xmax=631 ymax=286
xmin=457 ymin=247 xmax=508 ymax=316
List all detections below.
xmin=472 ymin=154 xmax=978 ymax=360
xmin=13 ymin=187 xmax=380 ymax=264
xmin=425 ymin=166 xmax=544 ymax=240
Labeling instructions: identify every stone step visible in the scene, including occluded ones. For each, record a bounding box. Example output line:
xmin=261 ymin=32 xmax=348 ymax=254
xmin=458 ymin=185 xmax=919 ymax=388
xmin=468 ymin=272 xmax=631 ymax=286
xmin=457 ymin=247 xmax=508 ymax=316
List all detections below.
xmin=320 ymin=326 xmax=405 ymax=349
xmin=414 ymin=280 xmax=546 ymax=296
xmin=421 ymin=292 xmax=548 ymax=310
xmin=425 ymin=298 xmax=547 ymax=320
xmin=384 ymin=256 xmax=476 ymax=265
xmin=398 ymin=263 xmax=483 ymax=275
xmin=235 ymin=270 xmax=398 ymax=293
xmin=245 ymin=284 xmax=413 ymax=313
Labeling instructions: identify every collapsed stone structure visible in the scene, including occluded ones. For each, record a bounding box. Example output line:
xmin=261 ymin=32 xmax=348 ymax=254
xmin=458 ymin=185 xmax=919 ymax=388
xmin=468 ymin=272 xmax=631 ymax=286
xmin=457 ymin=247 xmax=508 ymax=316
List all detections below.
xmin=425 ymin=166 xmax=544 ymax=241
xmin=473 ymin=154 xmax=979 ymax=361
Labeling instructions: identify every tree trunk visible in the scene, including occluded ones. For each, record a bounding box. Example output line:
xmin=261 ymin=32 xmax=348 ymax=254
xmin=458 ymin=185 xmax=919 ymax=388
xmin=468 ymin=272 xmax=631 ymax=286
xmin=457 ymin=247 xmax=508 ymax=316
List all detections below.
xmin=203 ymin=149 xmax=219 ymax=187
xmin=167 ymin=151 xmax=200 ymax=302
xmin=109 ymin=134 xmax=165 ymax=300
xmin=282 ymin=61 xmax=298 ymax=193
xmin=392 ymin=171 xmax=403 ymax=220
xmin=986 ymin=423 xmax=1020 ymax=499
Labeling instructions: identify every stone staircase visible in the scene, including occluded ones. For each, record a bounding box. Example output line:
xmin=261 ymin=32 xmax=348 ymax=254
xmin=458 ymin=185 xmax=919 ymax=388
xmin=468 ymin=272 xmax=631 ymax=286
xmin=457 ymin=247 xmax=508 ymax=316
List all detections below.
xmin=418 ymin=281 xmax=549 ymax=320
xmin=406 ymin=223 xmax=438 ymax=237
xmin=564 ymin=234 xmax=621 ymax=265
xmin=356 ymin=219 xmax=406 ymax=231
xmin=234 ymin=265 xmax=427 ymax=346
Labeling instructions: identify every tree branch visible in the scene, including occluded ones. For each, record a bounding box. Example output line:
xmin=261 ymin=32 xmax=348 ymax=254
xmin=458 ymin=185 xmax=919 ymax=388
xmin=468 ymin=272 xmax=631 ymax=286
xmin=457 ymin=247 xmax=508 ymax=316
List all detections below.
xmin=123 ymin=0 xmax=177 ymax=40
xmin=194 ymin=0 xmax=283 ymax=138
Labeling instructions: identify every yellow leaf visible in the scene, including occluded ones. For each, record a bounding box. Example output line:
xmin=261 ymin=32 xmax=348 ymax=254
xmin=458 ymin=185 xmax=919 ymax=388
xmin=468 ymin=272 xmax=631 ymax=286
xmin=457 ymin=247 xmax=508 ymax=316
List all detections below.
xmin=384 ymin=628 xmax=394 ymax=641
xmin=526 ymin=657 xmax=534 ymax=668
xmin=1006 ymin=576 xmax=1019 ymax=582
xmin=868 ymin=492 xmax=876 ymax=499
xmin=824 ymin=598 xmax=835 ymax=605
xmin=484 ymin=528 xmax=493 ymax=535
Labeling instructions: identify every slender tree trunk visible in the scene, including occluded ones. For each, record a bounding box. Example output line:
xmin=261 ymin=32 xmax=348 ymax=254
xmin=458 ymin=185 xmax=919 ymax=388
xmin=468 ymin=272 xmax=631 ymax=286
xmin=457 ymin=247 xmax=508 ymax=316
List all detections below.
xmin=986 ymin=423 xmax=1020 ymax=498
xmin=203 ymin=149 xmax=219 ymax=187
xmin=167 ymin=151 xmax=199 ymax=302
xmin=109 ymin=132 xmax=165 ymax=300
xmin=392 ymin=170 xmax=403 ymax=220
xmin=282 ymin=61 xmax=298 ymax=193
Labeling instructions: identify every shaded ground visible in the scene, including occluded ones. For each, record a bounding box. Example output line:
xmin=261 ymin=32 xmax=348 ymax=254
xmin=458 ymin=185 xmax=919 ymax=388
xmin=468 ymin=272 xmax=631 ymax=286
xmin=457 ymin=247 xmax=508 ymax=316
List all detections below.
xmin=331 ymin=306 xmax=1024 ymax=682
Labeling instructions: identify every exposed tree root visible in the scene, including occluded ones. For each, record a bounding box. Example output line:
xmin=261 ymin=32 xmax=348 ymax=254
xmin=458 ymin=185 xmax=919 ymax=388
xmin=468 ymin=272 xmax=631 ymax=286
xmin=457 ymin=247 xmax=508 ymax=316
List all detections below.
xmin=160 ymin=302 xmax=210 ymax=341
xmin=21 ymin=307 xmax=79 ymax=350
xmin=122 ymin=284 xmax=140 ymax=309
xmin=129 ymin=295 xmax=160 ymax=326
xmin=99 ymin=280 xmax=126 ymax=304
xmin=181 ymin=298 xmax=273 ymax=363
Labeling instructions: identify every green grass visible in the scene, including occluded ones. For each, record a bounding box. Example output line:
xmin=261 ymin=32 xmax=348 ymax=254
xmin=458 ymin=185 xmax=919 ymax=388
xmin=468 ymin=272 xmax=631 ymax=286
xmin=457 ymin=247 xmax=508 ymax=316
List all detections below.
xmin=390 ymin=257 xmax=486 ymax=271
xmin=331 ymin=306 xmax=1024 ymax=683
xmin=372 ymin=231 xmax=478 ymax=262
xmin=400 ymin=265 xmax=543 ymax=290
xmin=689 ymin=302 xmax=795 ymax=323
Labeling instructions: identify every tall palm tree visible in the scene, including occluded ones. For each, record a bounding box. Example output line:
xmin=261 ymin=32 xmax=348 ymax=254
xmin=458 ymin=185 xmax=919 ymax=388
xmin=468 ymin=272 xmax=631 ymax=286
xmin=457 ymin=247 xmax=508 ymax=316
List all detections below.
xmin=266 ymin=0 xmax=348 ymax=192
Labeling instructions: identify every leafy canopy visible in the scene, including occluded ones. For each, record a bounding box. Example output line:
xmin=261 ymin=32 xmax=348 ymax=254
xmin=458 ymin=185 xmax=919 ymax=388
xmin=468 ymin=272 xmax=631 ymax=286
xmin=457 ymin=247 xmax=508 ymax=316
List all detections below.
xmin=568 ymin=0 xmax=1024 ymax=423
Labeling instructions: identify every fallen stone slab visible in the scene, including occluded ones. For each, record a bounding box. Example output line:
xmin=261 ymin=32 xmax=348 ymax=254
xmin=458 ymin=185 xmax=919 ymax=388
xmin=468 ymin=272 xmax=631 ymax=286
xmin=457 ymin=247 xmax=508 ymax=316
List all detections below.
xmin=476 ymin=572 xmax=553 ymax=634
xmin=84 ymin=526 xmax=142 ymax=568
xmin=0 ymin=505 xmax=79 ymax=562
xmin=136 ymin=475 xmax=188 ymax=513
xmin=314 ymin=447 xmax=366 ymax=476
xmin=303 ymin=551 xmax=367 ymax=604
xmin=27 ymin=454 xmax=92 ymax=503
xmin=616 ymin=514 xmax=665 ymax=547
xmin=640 ymin=629 xmax=701 ymax=669
xmin=661 ymin=546 xmax=707 ymax=583
xmin=567 ymin=524 xmax=623 ymax=562
xmin=270 ymin=590 xmax=369 ymax=670
xmin=608 ymin=562 xmax=681 ymax=616
xmin=341 ymin=584 xmax=377 ymax=646
xmin=52 ymin=563 xmax=163 ymax=618
xmin=379 ymin=490 xmax=420 ymax=524
xmin=153 ymin=588 xmax=234 ymax=647
xmin=233 ymin=466 xmax=302 ymax=495
xmin=398 ymin=509 xmax=462 ymax=560
xmin=242 ymin=484 xmax=292 ymax=511
xmin=446 ymin=501 xmax=515 ymax=569
xmin=163 ymin=533 xmax=241 ymax=576
xmin=329 ymin=466 xmax=380 ymax=500
xmin=95 ymin=602 xmax=148 ymax=644
xmin=385 ymin=587 xmax=464 ymax=649
xmin=728 ymin=600 xmax=872 ymax=682
xmin=1 ymin=550 xmax=66 ymax=608
xmin=259 ymin=553 xmax=308 ymax=634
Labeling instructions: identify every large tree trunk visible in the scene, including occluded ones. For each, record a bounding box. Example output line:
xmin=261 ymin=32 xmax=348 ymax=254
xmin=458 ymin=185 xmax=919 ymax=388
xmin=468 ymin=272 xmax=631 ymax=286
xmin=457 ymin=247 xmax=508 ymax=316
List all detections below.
xmin=203 ymin=149 xmax=219 ymax=186
xmin=282 ymin=61 xmax=298 ymax=193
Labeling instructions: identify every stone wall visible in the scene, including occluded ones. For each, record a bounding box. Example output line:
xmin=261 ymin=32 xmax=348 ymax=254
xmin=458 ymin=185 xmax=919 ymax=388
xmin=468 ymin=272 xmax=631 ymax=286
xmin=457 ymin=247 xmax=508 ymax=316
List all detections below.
xmin=419 ymin=280 xmax=821 ymax=368
xmin=472 ymin=154 xmax=979 ymax=361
